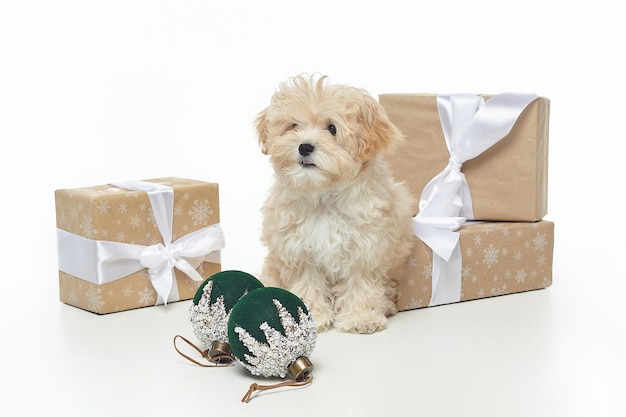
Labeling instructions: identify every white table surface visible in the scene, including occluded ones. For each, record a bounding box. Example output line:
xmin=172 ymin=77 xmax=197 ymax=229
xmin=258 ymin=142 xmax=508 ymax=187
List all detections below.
xmin=4 ymin=242 xmax=625 ymax=417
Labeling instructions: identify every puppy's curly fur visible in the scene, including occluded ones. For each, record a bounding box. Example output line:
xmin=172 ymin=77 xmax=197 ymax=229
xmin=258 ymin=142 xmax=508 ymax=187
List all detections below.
xmin=255 ymin=75 xmax=414 ymax=333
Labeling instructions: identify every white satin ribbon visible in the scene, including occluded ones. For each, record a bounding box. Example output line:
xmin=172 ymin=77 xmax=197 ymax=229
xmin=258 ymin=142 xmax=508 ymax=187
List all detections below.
xmin=414 ymin=93 xmax=537 ymax=306
xmin=57 ymin=180 xmax=225 ymax=305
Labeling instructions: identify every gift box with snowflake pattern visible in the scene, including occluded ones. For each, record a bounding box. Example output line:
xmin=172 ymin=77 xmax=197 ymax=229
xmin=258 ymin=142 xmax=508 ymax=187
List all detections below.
xmin=396 ymin=220 xmax=554 ymax=311
xmin=55 ymin=177 xmax=222 ymax=314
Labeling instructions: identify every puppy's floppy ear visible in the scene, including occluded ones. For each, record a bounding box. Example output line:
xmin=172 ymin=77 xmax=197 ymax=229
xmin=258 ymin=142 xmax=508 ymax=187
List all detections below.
xmin=254 ymin=108 xmax=270 ymax=155
xmin=356 ymin=95 xmax=404 ymax=161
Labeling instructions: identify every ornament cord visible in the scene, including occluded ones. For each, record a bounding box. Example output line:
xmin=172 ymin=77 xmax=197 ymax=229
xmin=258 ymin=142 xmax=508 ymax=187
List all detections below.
xmin=241 ymin=374 xmax=314 ymax=403
xmin=173 ymin=335 xmax=234 ymax=367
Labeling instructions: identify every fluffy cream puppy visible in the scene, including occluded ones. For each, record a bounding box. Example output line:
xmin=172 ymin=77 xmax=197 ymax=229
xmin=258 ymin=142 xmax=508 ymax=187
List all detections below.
xmin=254 ymin=75 xmax=414 ymax=333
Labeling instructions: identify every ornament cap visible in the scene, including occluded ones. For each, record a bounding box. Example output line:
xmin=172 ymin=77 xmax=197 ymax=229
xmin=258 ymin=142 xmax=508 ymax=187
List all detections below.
xmin=288 ymin=356 xmax=314 ymax=381
xmin=209 ymin=340 xmax=232 ymax=361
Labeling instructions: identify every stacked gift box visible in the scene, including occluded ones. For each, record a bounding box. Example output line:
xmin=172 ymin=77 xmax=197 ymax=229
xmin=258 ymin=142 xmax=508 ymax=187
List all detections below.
xmin=379 ymin=93 xmax=553 ymax=311
xmin=55 ymin=177 xmax=224 ymax=314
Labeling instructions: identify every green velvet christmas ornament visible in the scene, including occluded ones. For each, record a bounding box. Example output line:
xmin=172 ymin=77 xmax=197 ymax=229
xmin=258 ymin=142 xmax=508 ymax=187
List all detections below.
xmin=227 ymin=287 xmax=317 ymax=380
xmin=189 ymin=270 xmax=264 ymax=359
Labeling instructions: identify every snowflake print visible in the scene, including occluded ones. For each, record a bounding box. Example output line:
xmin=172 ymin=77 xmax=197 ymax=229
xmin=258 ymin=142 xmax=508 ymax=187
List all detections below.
xmin=406 ymin=256 xmax=416 ymax=269
xmin=129 ymin=215 xmax=141 ymax=229
xmin=490 ymin=285 xmax=507 ymax=296
xmin=465 ymin=247 xmax=473 ymax=257
xmin=86 ymin=287 xmax=105 ymax=311
xmin=96 ymin=200 xmax=110 ymax=214
xmin=408 ymin=278 xmax=416 ymax=287
xmin=421 ymin=264 xmax=432 ymax=278
xmin=473 ymin=234 xmax=483 ymax=245
xmin=183 ymin=192 xmax=191 ymax=200
xmin=146 ymin=210 xmax=157 ymax=228
xmin=188 ymin=199 xmax=213 ymax=226
xmin=482 ymin=244 xmax=499 ymax=268
xmin=462 ymin=265 xmax=473 ymax=278
xmin=79 ymin=216 xmax=97 ymax=238
xmin=537 ymin=254 xmax=547 ymax=265
xmin=513 ymin=251 xmax=523 ymax=262
xmin=514 ymin=269 xmax=526 ymax=284
xmin=502 ymin=228 xmax=510 ymax=237
xmin=174 ymin=206 xmax=183 ymax=217
xmin=516 ymin=229 xmax=523 ymax=238
xmin=405 ymin=298 xmax=423 ymax=310
xmin=533 ymin=233 xmax=548 ymax=251
xmin=139 ymin=202 xmax=148 ymax=211
xmin=138 ymin=286 xmax=156 ymax=305
xmin=122 ymin=286 xmax=133 ymax=297
xmin=118 ymin=202 xmax=128 ymax=213
xmin=116 ymin=231 xmax=127 ymax=242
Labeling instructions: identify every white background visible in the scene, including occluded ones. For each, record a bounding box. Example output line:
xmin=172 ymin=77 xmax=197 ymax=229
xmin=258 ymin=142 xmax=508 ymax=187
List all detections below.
xmin=2 ymin=1 xmax=625 ymax=416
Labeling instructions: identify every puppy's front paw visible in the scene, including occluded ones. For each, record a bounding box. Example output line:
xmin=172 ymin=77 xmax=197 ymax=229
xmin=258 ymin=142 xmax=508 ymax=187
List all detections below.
xmin=335 ymin=310 xmax=388 ymax=334
xmin=310 ymin=307 xmax=334 ymax=333
xmin=384 ymin=299 xmax=398 ymax=317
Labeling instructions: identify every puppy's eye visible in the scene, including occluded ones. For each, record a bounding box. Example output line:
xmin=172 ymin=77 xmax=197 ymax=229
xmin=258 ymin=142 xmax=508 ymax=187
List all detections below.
xmin=291 ymin=123 xmax=298 ymax=130
xmin=327 ymin=124 xmax=337 ymax=136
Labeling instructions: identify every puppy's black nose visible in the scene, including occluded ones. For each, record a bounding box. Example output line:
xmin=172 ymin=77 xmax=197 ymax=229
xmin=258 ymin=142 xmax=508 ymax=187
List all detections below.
xmin=299 ymin=143 xmax=315 ymax=157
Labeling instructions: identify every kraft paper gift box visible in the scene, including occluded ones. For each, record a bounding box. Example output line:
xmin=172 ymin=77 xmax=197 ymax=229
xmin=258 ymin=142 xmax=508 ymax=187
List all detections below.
xmin=55 ymin=177 xmax=224 ymax=314
xmin=379 ymin=93 xmax=550 ymax=221
xmin=395 ymin=220 xmax=554 ymax=312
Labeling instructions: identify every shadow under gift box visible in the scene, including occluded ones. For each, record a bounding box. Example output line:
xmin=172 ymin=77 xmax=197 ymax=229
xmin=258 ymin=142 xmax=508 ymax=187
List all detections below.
xmin=395 ymin=220 xmax=554 ymax=311
xmin=54 ymin=177 xmax=222 ymax=314
xmin=379 ymin=94 xmax=550 ymax=222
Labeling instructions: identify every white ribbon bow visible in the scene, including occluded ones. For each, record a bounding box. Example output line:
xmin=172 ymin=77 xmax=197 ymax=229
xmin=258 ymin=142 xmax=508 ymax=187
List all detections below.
xmin=414 ymin=93 xmax=538 ymax=306
xmin=57 ymin=180 xmax=225 ymax=305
